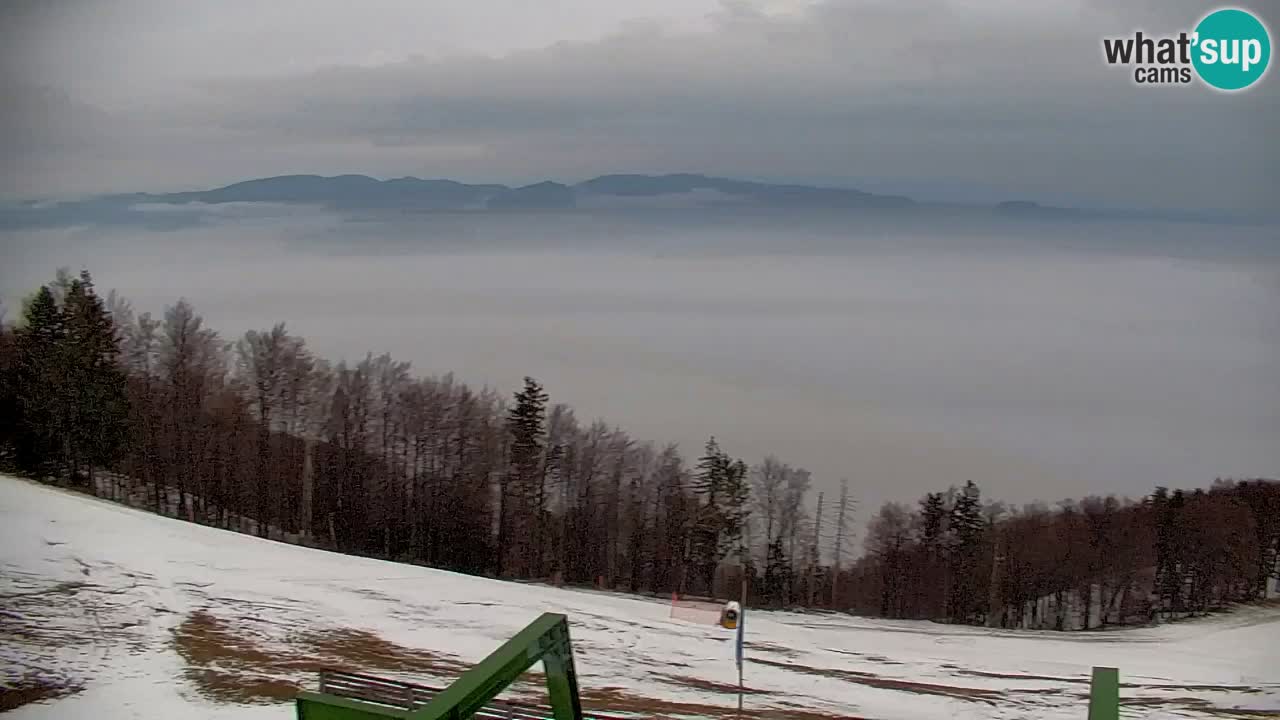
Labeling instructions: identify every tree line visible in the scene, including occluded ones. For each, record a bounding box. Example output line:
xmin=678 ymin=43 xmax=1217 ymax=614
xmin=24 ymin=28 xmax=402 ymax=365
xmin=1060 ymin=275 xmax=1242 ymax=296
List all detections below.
xmin=0 ymin=269 xmax=814 ymax=602
xmin=849 ymin=478 xmax=1279 ymax=627
xmin=1 ymin=268 xmax=1275 ymax=627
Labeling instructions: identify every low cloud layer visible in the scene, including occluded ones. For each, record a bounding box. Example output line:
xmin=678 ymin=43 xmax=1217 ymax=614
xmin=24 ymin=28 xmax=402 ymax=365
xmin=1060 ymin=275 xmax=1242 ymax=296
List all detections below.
xmin=2 ymin=0 xmax=1277 ymax=209
xmin=4 ymin=212 xmax=1277 ymax=511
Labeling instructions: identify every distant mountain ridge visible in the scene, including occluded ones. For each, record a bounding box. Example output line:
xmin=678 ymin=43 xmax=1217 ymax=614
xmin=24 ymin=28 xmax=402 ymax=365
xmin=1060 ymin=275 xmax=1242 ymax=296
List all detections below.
xmin=2 ymin=173 xmax=1269 ymax=230
xmin=106 ymin=172 xmax=917 ymax=212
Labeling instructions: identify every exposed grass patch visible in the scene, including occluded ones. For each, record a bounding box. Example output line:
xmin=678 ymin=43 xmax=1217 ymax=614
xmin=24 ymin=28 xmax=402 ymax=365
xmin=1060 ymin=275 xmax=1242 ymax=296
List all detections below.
xmin=297 ymin=626 xmax=468 ymax=676
xmin=1124 ymin=696 xmax=1280 ymax=718
xmin=744 ymin=640 xmax=801 ymax=658
xmin=579 ymin=686 xmax=860 ymax=719
xmin=655 ymin=673 xmax=773 ymax=695
xmin=178 ymin=669 xmax=299 ymax=705
xmin=954 ymin=668 xmax=1089 ymax=684
xmin=0 ymin=675 xmax=83 ymax=712
xmin=750 ymin=656 xmax=1004 ymax=703
xmin=171 ymin=609 xmax=468 ymax=704
xmin=824 ymin=648 xmax=903 ymax=665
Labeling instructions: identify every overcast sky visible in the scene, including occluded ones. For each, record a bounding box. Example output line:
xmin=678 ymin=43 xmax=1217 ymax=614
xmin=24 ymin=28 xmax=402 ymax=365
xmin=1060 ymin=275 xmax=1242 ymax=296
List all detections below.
xmin=2 ymin=0 xmax=1277 ymax=209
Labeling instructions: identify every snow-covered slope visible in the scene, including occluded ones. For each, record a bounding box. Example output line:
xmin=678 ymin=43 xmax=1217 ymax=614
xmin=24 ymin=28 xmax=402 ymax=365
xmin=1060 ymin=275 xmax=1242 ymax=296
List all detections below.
xmin=1 ymin=475 xmax=1276 ymax=719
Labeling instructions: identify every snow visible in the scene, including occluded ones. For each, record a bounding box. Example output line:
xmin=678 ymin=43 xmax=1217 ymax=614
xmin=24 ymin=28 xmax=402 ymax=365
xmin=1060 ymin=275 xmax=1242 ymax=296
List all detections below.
xmin=1 ymin=475 xmax=1277 ymax=719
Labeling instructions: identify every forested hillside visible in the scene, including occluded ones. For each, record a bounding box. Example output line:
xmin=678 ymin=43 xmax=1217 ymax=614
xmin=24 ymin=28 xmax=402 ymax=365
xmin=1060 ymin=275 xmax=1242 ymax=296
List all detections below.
xmin=1 ymin=268 xmax=1275 ymax=627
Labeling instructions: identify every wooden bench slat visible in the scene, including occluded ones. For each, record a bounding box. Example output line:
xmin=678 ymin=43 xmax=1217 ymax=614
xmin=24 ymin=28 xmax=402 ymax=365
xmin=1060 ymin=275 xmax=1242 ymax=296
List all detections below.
xmin=314 ymin=668 xmax=629 ymax=720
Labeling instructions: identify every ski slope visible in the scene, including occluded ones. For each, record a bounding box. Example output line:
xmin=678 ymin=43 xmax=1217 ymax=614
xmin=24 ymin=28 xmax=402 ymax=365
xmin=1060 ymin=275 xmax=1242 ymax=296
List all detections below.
xmin=1 ymin=475 xmax=1277 ymax=719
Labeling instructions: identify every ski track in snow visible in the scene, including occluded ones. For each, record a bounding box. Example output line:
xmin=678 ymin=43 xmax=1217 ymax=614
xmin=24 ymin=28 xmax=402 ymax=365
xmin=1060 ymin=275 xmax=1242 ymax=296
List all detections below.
xmin=1 ymin=475 xmax=1277 ymax=719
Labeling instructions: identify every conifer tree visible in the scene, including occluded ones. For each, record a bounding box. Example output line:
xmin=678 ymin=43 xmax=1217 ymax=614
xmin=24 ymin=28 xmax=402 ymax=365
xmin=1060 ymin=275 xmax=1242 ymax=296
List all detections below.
xmin=691 ymin=437 xmax=727 ymax=594
xmin=693 ymin=436 xmax=725 ymax=499
xmin=1150 ymin=486 xmax=1173 ymax=613
xmin=62 ymin=271 xmax=129 ymax=485
xmin=948 ymin=480 xmax=984 ymax=621
xmin=689 ymin=438 xmax=750 ymax=597
xmin=501 ymin=376 xmax=548 ymax=575
xmin=720 ymin=457 xmax=751 ymax=567
xmin=13 ymin=286 xmax=66 ymax=475
xmin=10 ymin=272 xmax=128 ymax=485
xmin=919 ymin=491 xmax=948 ymax=615
xmin=921 ymin=492 xmax=947 ymax=547
xmin=0 ymin=303 xmax=16 ymax=462
xmin=951 ymin=481 xmax=984 ymax=544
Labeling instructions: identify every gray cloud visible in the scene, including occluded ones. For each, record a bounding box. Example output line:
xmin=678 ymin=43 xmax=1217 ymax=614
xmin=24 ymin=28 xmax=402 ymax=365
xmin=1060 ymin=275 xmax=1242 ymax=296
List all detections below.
xmin=2 ymin=0 xmax=1277 ymax=209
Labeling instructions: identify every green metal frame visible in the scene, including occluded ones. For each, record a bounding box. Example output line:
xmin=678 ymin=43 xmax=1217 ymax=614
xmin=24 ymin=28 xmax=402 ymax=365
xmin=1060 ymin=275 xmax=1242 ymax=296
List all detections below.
xmin=1087 ymin=666 xmax=1119 ymax=720
xmin=297 ymin=612 xmax=582 ymax=720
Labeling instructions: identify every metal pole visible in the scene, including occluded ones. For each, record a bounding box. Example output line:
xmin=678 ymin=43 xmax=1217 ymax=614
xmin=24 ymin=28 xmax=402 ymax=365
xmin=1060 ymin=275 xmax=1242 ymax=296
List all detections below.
xmin=737 ymin=571 xmax=747 ymax=718
xmin=736 ymin=632 xmax=744 ymax=718
xmin=737 ymin=666 xmax=743 ymax=717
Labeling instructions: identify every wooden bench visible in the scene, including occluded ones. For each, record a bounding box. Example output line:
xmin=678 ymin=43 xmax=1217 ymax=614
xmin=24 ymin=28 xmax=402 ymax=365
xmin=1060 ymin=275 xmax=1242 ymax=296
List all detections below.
xmin=314 ymin=670 xmax=628 ymax=720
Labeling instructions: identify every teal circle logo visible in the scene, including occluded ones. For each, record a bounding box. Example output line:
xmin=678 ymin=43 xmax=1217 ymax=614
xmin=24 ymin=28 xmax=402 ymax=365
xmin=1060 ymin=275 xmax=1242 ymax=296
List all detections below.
xmin=1192 ymin=8 xmax=1271 ymax=91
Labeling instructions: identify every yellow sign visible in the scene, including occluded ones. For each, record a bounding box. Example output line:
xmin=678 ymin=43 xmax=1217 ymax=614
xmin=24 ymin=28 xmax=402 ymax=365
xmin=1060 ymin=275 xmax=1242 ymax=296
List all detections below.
xmin=720 ymin=601 xmax=741 ymax=629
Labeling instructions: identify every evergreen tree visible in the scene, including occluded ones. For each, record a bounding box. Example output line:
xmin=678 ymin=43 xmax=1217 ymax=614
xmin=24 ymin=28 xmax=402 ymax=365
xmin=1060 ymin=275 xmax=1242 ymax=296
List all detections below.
xmin=62 ymin=271 xmax=129 ymax=484
xmin=950 ymin=481 xmax=984 ymax=544
xmin=501 ymin=376 xmax=548 ymax=575
xmin=720 ymin=458 xmax=750 ymax=567
xmin=921 ymin=492 xmax=947 ymax=547
xmin=919 ymin=491 xmax=948 ymax=615
xmin=691 ymin=437 xmax=748 ymax=596
xmin=691 ymin=438 xmax=725 ymax=594
xmin=1163 ymin=489 xmax=1188 ymax=612
xmin=1150 ymin=486 xmax=1174 ymax=613
xmin=13 ymin=286 xmax=68 ymax=475
xmin=693 ymin=436 xmax=726 ymax=499
xmin=0 ymin=308 xmax=15 ymax=463
xmin=947 ymin=480 xmax=984 ymax=622
xmin=1235 ymin=480 xmax=1280 ymax=600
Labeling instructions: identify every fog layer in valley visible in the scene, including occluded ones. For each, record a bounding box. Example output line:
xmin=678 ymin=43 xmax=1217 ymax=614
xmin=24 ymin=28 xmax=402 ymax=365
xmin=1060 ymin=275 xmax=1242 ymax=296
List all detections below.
xmin=2 ymin=208 xmax=1276 ymax=515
